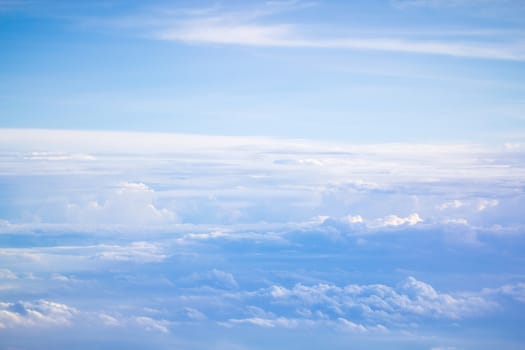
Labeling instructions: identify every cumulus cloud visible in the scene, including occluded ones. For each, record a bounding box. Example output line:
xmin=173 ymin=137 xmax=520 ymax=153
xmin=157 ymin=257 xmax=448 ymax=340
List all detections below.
xmin=0 ymin=300 xmax=77 ymax=328
xmin=438 ymin=199 xmax=498 ymax=212
xmin=66 ymin=182 xmax=176 ymax=227
xmin=484 ymin=283 xmax=525 ymax=303
xmin=2 ymin=129 xmax=524 ymax=233
xmin=320 ymin=213 xmax=423 ymax=233
xmin=476 ymin=199 xmax=498 ymax=211
xmin=0 ymin=129 xmax=524 ymax=348
xmin=379 ymin=213 xmax=423 ymax=227
xmin=0 ymin=298 xmax=177 ymax=337
xmin=438 ymin=200 xmax=465 ymax=210
xmin=343 ymin=215 xmax=364 ymax=224
xmin=268 ymin=276 xmax=495 ymax=321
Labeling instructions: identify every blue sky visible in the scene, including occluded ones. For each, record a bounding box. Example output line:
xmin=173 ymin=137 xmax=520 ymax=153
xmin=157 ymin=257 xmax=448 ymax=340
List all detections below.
xmin=2 ymin=0 xmax=525 ymax=142
xmin=1 ymin=1 xmax=525 ymax=350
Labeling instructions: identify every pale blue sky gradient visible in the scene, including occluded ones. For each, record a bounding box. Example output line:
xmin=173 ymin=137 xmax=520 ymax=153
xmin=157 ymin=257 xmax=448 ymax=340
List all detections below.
xmin=1 ymin=0 xmax=525 ymax=142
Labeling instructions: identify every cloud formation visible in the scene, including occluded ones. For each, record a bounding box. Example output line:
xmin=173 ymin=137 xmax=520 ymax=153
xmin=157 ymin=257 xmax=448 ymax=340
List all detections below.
xmin=0 ymin=300 xmax=77 ymax=328
xmin=0 ymin=269 xmax=17 ymax=280
xmin=267 ymin=276 xmax=494 ymax=321
xmin=138 ymin=3 xmax=525 ymax=60
xmin=0 ymin=129 xmax=523 ymax=239
xmin=66 ymin=182 xmax=176 ymax=227
xmin=0 ymin=129 xmax=524 ymax=348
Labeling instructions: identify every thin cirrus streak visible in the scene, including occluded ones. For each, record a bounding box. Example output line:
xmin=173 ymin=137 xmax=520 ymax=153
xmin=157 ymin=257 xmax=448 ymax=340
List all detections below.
xmin=155 ymin=23 xmax=525 ymax=61
xmin=66 ymin=1 xmax=525 ymax=61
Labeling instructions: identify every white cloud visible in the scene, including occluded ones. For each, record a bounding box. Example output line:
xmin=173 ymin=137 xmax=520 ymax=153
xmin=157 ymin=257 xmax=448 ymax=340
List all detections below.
xmin=336 ymin=317 xmax=368 ymax=333
xmin=49 ymin=1 xmax=524 ymax=61
xmin=0 ymin=300 xmax=77 ymax=328
xmin=95 ymin=312 xmax=172 ymax=332
xmin=438 ymin=200 xmax=465 ymax=210
xmin=380 ymin=213 xmax=423 ymax=227
xmin=227 ymin=316 xmax=301 ymax=328
xmin=184 ymin=307 xmax=207 ymax=321
xmin=23 ymin=151 xmax=96 ymax=161
xmin=392 ymin=0 xmax=512 ymax=8
xmin=40 ymin=308 xmax=169 ymax=332
xmin=437 ymin=198 xmax=498 ymax=212
xmin=0 ymin=128 xmax=524 ymax=346
xmin=157 ymin=22 xmax=294 ymax=47
xmin=94 ymin=241 xmax=168 ymax=262
xmin=342 ymin=215 xmax=364 ymax=224
xmin=0 ymin=269 xmax=17 ymax=280
xmin=321 ymin=213 xmax=423 ymax=232
xmin=442 ymin=218 xmax=469 ymax=225
xmin=155 ymin=21 xmax=524 ymax=60
xmin=484 ymin=283 xmax=525 ymax=303
xmin=224 ymin=315 xmax=387 ymax=333
xmin=98 ymin=313 xmax=121 ymax=327
xmin=1 ymin=129 xmax=524 ymax=233
xmin=208 ymin=269 xmax=239 ymax=289
xmin=133 ymin=316 xmax=170 ymax=333
xmin=268 ymin=276 xmax=495 ymax=320
xmin=476 ymin=199 xmax=498 ymax=211
xmin=66 ymin=182 xmax=176 ymax=227
xmin=0 ymin=241 xmax=169 ymax=272
xmin=182 ymin=230 xmax=286 ymax=243
xmin=134 ymin=3 xmax=525 ymax=61
xmin=51 ymin=273 xmax=71 ymax=282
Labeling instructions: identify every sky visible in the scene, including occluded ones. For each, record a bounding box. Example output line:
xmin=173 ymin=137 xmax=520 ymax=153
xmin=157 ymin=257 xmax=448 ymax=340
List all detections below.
xmin=1 ymin=1 xmax=525 ymax=349
xmin=1 ymin=0 xmax=525 ymax=142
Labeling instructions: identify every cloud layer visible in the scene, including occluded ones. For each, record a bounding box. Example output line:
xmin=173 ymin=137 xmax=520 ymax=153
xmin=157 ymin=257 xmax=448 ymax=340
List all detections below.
xmin=0 ymin=129 xmax=524 ymax=349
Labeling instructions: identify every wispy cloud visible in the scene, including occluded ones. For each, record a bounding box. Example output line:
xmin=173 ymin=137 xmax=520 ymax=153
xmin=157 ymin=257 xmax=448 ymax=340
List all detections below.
xmin=111 ymin=2 xmax=525 ymax=61
xmin=154 ymin=21 xmax=524 ymax=61
xmin=391 ymin=0 xmax=520 ymax=9
xmin=62 ymin=1 xmax=525 ymax=61
xmin=267 ymin=276 xmax=497 ymax=320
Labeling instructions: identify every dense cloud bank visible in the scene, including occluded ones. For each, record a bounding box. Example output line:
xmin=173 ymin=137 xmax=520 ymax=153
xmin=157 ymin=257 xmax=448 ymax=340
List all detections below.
xmin=0 ymin=130 xmax=524 ymax=349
